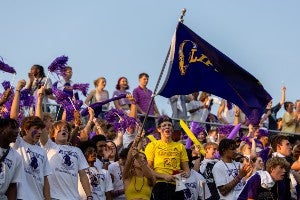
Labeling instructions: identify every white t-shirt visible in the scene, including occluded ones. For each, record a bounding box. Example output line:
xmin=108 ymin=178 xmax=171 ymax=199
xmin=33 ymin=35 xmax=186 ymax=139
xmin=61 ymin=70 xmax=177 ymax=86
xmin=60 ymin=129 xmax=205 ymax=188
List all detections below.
xmin=187 ymin=100 xmax=204 ymax=122
xmin=183 ymin=169 xmax=211 ymax=200
xmin=41 ymin=139 xmax=89 ymax=200
xmin=221 ymin=102 xmax=235 ymax=124
xmin=94 ymin=158 xmax=103 ymax=170
xmin=79 ymin=166 xmax=113 ymax=200
xmin=212 ymin=160 xmax=244 ymax=200
xmin=11 ymin=136 xmax=51 ymax=200
xmin=32 ymin=77 xmax=52 ymax=104
xmin=122 ymin=130 xmax=136 ymax=149
xmin=108 ymin=162 xmax=126 ymax=200
xmin=0 ymin=147 xmax=23 ymax=199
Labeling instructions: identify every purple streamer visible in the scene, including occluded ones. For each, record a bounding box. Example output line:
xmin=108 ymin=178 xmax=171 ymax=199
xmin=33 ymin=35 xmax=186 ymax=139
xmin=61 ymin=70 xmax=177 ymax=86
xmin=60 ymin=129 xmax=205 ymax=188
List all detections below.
xmin=0 ymin=58 xmax=16 ymax=74
xmin=81 ymin=94 xmax=126 ymax=117
xmin=227 ymin=123 xmax=241 ymax=139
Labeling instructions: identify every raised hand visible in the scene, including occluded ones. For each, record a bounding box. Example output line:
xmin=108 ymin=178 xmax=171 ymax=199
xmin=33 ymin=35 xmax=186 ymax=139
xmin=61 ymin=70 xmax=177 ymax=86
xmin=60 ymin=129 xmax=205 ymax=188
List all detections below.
xmin=0 ymin=88 xmax=12 ymax=106
xmin=74 ymin=110 xmax=82 ymax=127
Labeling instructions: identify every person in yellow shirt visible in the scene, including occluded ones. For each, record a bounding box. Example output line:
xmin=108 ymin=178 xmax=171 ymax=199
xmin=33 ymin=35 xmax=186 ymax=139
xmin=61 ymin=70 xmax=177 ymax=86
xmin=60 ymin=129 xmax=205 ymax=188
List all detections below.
xmin=145 ymin=115 xmax=190 ymax=200
xmin=123 ymin=147 xmax=155 ymax=200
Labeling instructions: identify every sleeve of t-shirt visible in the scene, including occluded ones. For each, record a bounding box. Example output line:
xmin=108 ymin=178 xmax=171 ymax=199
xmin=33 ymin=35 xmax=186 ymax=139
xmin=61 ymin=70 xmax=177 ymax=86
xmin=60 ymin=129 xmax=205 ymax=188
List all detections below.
xmin=144 ymin=141 xmax=156 ymax=162
xmin=104 ymin=169 xmax=114 ymax=192
xmin=212 ymin=162 xmax=227 ymax=187
xmin=42 ymin=150 xmax=52 ymax=176
xmin=112 ymin=90 xmax=117 ymax=97
xmin=11 ymin=134 xmax=22 ymax=150
xmin=132 ymin=88 xmax=140 ymax=104
xmin=272 ymin=103 xmax=282 ymax=114
xmin=11 ymin=151 xmax=23 ymax=183
xmin=45 ymin=78 xmax=52 ymax=89
xmin=180 ymin=144 xmax=189 ymax=163
xmin=76 ymin=147 xmax=89 ymax=170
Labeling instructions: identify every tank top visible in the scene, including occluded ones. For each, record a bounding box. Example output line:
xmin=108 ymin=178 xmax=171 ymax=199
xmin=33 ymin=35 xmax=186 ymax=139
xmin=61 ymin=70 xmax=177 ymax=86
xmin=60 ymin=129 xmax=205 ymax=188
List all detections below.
xmin=125 ymin=176 xmax=152 ymax=200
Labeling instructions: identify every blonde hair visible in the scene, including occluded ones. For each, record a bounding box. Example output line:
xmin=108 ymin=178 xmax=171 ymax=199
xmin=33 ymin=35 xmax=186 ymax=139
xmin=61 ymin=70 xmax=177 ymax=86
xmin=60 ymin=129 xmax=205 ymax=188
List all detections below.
xmin=266 ymin=157 xmax=290 ymax=173
xmin=204 ymin=142 xmax=218 ymax=150
xmin=94 ymin=77 xmax=106 ymax=87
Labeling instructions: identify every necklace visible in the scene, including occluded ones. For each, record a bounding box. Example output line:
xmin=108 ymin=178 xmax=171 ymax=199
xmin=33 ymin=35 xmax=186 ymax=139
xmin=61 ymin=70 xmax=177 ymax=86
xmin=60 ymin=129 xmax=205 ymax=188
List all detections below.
xmin=134 ymin=175 xmax=144 ymax=193
xmin=221 ymin=159 xmax=238 ymax=178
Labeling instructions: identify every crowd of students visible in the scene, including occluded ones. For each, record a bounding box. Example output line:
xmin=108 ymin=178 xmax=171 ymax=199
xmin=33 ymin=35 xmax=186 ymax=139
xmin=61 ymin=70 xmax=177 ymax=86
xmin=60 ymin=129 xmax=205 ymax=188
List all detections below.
xmin=1 ymin=64 xmax=300 ymax=200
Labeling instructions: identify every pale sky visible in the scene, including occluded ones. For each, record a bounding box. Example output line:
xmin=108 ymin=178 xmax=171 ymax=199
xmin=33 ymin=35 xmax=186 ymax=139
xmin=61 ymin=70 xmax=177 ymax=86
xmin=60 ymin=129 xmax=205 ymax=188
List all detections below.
xmin=1 ymin=1 xmax=299 ymax=117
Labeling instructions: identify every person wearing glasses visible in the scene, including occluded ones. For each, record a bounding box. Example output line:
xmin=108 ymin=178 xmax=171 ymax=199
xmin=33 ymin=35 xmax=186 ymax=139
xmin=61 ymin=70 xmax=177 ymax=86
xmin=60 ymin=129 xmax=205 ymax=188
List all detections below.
xmin=144 ymin=115 xmax=190 ymax=200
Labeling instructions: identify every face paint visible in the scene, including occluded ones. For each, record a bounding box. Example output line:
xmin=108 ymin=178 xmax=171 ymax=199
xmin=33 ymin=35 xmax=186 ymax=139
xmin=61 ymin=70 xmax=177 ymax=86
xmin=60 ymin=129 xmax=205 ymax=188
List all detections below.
xmin=31 ymin=130 xmax=38 ymax=138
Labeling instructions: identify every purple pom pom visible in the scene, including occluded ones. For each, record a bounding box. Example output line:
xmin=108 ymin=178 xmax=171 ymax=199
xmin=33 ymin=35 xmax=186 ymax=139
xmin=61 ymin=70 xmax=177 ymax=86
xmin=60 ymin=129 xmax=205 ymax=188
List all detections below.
xmin=104 ymin=108 xmax=138 ymax=132
xmin=48 ymin=55 xmax=68 ymax=76
xmin=89 ymin=132 xmax=97 ymax=140
xmin=73 ymin=83 xmax=89 ymax=96
xmin=247 ymin=109 xmax=262 ymax=126
xmin=52 ymin=81 xmax=84 ymax=121
xmin=0 ymin=58 xmax=16 ymax=74
xmin=2 ymin=81 xmax=11 ymax=90
xmin=65 ymin=100 xmax=83 ymax=121
xmin=189 ymin=121 xmax=205 ymax=136
xmin=218 ymin=124 xmax=234 ymax=136
xmin=240 ymin=136 xmax=252 ymax=146
xmin=259 ymin=147 xmax=271 ymax=165
xmin=19 ymin=89 xmax=34 ymax=107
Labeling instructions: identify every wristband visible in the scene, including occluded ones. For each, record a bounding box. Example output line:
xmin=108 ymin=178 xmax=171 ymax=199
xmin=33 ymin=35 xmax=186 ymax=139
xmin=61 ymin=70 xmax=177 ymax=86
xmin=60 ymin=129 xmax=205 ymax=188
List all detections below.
xmin=87 ymin=195 xmax=93 ymax=200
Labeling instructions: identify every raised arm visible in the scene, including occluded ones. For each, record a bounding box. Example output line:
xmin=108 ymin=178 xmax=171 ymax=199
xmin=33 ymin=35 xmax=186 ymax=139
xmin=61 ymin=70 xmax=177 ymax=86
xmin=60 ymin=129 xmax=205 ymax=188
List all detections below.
xmin=78 ymin=169 xmax=92 ymax=198
xmin=80 ymin=107 xmax=95 ymax=142
xmin=126 ymin=94 xmax=137 ymax=118
xmin=280 ymin=86 xmax=286 ymax=106
xmin=0 ymin=88 xmax=12 ymax=106
xmin=217 ymin=100 xmax=227 ymax=124
xmin=84 ymin=90 xmax=95 ymax=106
xmin=10 ymin=80 xmax=26 ymax=120
xmin=35 ymin=86 xmax=45 ymax=119
xmin=123 ymin=147 xmax=136 ymax=180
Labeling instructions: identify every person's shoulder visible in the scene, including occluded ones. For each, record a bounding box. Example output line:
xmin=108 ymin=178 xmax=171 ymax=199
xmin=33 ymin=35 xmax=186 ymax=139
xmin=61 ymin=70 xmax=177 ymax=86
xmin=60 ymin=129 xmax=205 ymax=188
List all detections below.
xmin=8 ymin=147 xmax=22 ymax=158
xmin=212 ymin=160 xmax=223 ymax=168
xmin=132 ymin=86 xmax=140 ymax=91
xmin=247 ymin=172 xmax=261 ymax=184
xmin=108 ymin=161 xmax=117 ymax=169
xmin=171 ymin=141 xmax=185 ymax=147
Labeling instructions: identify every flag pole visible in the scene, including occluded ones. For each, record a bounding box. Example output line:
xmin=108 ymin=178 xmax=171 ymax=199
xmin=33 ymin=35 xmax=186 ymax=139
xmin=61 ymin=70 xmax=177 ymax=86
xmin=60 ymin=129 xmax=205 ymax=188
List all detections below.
xmin=135 ymin=8 xmax=187 ymax=145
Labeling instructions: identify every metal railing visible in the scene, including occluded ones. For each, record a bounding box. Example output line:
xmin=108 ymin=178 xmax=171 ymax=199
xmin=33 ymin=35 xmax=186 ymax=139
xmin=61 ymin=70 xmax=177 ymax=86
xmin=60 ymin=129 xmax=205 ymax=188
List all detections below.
xmin=31 ymin=102 xmax=300 ymax=137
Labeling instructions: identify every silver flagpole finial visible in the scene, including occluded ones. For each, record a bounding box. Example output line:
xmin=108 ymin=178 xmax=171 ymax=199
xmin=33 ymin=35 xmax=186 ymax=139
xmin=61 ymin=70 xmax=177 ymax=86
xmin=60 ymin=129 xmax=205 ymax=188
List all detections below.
xmin=179 ymin=8 xmax=186 ymax=23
